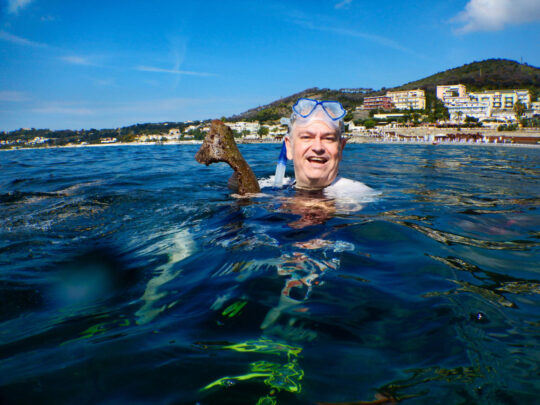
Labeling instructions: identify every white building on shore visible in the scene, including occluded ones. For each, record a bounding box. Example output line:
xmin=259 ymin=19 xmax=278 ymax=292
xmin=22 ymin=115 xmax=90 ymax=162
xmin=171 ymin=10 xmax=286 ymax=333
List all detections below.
xmin=266 ymin=124 xmax=287 ymax=137
xmin=444 ymin=97 xmax=490 ymax=121
xmin=436 ymin=85 xmax=532 ymax=123
xmin=436 ymin=84 xmax=467 ymax=100
xmin=345 ymin=120 xmax=366 ymax=135
xmin=469 ymin=89 xmax=530 ymax=110
xmin=530 ymin=101 xmax=540 ymax=117
xmin=226 ymin=121 xmax=260 ymax=135
xmin=386 ymin=89 xmax=426 ymax=110
xmin=29 ymin=136 xmax=50 ymax=145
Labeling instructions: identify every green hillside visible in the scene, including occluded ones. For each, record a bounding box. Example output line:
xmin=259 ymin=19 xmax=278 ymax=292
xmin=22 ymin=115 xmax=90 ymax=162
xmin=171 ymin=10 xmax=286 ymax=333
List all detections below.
xmin=228 ymin=87 xmax=370 ymax=122
xmin=395 ymin=58 xmax=540 ymax=94
xmin=231 ymin=59 xmax=540 ymax=122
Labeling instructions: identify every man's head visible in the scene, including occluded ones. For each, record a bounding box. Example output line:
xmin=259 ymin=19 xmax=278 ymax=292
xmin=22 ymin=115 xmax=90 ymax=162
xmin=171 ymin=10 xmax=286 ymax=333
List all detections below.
xmin=284 ymin=98 xmax=347 ymax=190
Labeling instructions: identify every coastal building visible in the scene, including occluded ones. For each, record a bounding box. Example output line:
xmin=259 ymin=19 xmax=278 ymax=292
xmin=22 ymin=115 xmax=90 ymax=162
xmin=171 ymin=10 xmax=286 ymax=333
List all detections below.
xmin=29 ymin=136 xmax=49 ymax=145
xmin=184 ymin=125 xmax=199 ymax=133
xmin=339 ymin=88 xmax=373 ymax=94
xmin=226 ymin=121 xmax=260 ymax=135
xmin=436 ymin=84 xmax=467 ymax=100
xmin=266 ymin=124 xmax=287 ymax=137
xmin=136 ymin=134 xmax=162 ymax=142
xmin=385 ymin=89 xmax=426 ymax=110
xmin=491 ymin=109 xmax=519 ymax=122
xmin=373 ymin=113 xmax=406 ymax=120
xmin=530 ymin=101 xmax=540 ymax=117
xmin=345 ymin=121 xmax=366 ymax=135
xmin=468 ymin=89 xmax=531 ymax=110
xmin=360 ymin=96 xmax=394 ymax=111
xmin=437 ymin=85 xmax=532 ymax=123
xmin=101 ymin=137 xmax=118 ymax=143
xmin=443 ymin=96 xmax=490 ymax=122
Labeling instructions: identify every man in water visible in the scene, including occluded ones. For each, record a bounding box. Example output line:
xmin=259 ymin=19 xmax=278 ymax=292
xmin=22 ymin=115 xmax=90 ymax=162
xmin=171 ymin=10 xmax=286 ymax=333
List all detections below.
xmin=284 ymin=98 xmax=346 ymax=190
xmin=283 ymin=98 xmax=375 ymax=204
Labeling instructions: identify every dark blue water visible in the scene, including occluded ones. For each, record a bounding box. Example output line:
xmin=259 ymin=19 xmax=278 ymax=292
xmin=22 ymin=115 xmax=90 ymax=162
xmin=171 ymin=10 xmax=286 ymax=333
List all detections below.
xmin=1 ymin=144 xmax=539 ymax=404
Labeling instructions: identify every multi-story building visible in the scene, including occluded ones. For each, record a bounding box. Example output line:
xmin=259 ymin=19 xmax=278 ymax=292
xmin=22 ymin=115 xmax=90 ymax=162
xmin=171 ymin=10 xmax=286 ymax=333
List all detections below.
xmin=468 ymin=89 xmax=530 ymax=110
xmin=530 ymin=101 xmax=540 ymax=117
xmin=361 ymin=96 xmax=394 ymax=110
xmin=436 ymin=84 xmax=467 ymax=100
xmin=436 ymin=85 xmax=532 ymax=123
xmin=386 ymin=89 xmax=426 ymax=110
xmin=444 ymin=97 xmax=490 ymax=121
xmin=226 ymin=121 xmax=260 ymax=135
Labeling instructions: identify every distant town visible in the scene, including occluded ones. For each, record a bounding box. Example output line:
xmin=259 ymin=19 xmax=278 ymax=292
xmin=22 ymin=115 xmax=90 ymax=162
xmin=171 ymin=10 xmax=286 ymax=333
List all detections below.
xmin=361 ymin=85 xmax=537 ymax=125
xmin=2 ymin=83 xmax=540 ymax=150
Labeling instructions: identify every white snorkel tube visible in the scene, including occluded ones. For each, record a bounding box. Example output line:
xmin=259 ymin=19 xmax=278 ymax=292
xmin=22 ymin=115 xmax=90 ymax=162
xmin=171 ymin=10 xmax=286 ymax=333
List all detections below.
xmin=273 ymin=117 xmax=291 ymax=188
xmin=273 ymin=141 xmax=288 ymax=188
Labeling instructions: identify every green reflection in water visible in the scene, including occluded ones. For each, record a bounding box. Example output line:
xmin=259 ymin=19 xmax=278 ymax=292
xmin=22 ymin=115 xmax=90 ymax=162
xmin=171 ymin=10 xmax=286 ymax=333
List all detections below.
xmin=201 ymin=338 xmax=304 ymax=403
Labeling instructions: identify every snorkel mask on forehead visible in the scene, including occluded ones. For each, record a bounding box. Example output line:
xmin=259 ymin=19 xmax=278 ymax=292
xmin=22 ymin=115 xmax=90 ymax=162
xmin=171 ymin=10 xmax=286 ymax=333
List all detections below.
xmin=290 ymin=98 xmax=346 ymax=133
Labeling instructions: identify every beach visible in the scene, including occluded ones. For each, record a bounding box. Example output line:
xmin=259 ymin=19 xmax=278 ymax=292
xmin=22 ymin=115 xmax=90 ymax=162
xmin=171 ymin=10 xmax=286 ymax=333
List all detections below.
xmin=4 ymin=126 xmax=539 ymax=151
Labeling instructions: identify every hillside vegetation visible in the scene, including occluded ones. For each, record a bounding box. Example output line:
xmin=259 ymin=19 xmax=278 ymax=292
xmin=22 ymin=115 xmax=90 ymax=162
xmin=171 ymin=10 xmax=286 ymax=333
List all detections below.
xmin=396 ymin=59 xmax=540 ymax=94
xmin=231 ymin=59 xmax=540 ymax=122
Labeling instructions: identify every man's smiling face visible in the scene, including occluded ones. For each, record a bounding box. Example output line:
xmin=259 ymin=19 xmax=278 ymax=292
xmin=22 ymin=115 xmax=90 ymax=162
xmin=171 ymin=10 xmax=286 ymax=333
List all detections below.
xmin=285 ymin=120 xmax=346 ymax=189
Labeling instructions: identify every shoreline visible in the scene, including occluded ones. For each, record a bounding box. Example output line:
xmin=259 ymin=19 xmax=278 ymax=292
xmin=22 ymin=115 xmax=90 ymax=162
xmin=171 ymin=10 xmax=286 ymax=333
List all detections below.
xmin=3 ymin=138 xmax=540 ymax=152
xmin=345 ymin=138 xmax=540 ymax=148
xmin=2 ymin=129 xmax=540 ymax=151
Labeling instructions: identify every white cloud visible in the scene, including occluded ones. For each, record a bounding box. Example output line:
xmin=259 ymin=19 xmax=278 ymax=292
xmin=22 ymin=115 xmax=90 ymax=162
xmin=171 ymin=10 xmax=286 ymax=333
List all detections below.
xmin=93 ymin=78 xmax=116 ymax=87
xmin=0 ymin=91 xmax=29 ymax=102
xmin=0 ymin=30 xmax=48 ymax=48
xmin=452 ymin=0 xmax=540 ymax=33
xmin=32 ymin=105 xmax=94 ymax=115
xmin=7 ymin=0 xmax=34 ymax=14
xmin=136 ymin=66 xmax=215 ymax=77
xmin=335 ymin=0 xmax=353 ymax=10
xmin=41 ymin=15 xmax=57 ymax=22
xmin=61 ymin=56 xmax=94 ymax=66
xmin=290 ymin=18 xmax=428 ymax=59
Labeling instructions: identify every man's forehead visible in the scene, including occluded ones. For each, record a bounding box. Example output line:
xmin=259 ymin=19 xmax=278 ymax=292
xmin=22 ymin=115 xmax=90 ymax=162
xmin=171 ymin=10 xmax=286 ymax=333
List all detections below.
xmin=292 ymin=123 xmax=339 ymax=137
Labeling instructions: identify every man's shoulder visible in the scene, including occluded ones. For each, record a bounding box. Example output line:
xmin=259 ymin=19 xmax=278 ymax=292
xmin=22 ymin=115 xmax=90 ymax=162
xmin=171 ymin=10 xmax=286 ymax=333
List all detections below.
xmin=323 ymin=176 xmax=379 ymax=201
xmin=329 ymin=176 xmax=373 ymax=191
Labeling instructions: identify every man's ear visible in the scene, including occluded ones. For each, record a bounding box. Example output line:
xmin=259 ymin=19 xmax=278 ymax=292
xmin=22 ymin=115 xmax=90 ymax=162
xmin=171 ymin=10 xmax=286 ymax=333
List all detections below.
xmin=341 ymin=137 xmax=347 ymax=150
xmin=284 ymin=136 xmax=293 ymax=160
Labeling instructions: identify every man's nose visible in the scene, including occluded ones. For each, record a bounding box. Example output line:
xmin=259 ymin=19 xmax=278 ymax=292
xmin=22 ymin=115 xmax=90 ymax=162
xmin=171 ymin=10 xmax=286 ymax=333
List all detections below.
xmin=311 ymin=137 xmax=324 ymax=153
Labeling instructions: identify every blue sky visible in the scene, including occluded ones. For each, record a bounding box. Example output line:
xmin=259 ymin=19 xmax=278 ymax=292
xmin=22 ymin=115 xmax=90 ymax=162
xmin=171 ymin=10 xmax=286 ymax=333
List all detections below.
xmin=1 ymin=0 xmax=539 ymax=131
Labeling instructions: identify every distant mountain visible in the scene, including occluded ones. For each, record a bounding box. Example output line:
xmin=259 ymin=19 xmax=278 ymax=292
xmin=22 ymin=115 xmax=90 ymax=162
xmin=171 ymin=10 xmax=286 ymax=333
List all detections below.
xmin=229 ymin=87 xmax=367 ymax=122
xmin=394 ymin=58 xmax=540 ymax=93
xmin=231 ymin=59 xmax=540 ymax=122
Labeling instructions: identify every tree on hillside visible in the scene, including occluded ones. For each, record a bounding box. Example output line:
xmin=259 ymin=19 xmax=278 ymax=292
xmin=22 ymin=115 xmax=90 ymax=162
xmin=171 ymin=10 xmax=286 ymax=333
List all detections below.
xmin=514 ymin=100 xmax=526 ymax=124
xmin=363 ymin=119 xmax=376 ymax=129
xmin=257 ymin=126 xmax=269 ymax=138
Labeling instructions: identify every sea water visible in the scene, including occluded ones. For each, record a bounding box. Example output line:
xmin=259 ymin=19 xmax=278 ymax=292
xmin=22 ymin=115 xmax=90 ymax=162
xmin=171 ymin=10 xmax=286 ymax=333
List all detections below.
xmin=0 ymin=144 xmax=539 ymax=404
